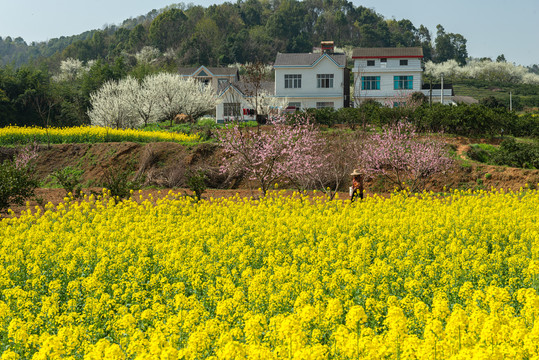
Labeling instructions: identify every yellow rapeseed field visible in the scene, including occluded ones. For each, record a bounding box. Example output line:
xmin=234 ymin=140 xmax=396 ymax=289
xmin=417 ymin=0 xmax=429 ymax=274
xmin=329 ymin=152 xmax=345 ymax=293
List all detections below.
xmin=0 ymin=188 xmax=538 ymax=359
xmin=0 ymin=126 xmax=199 ymax=145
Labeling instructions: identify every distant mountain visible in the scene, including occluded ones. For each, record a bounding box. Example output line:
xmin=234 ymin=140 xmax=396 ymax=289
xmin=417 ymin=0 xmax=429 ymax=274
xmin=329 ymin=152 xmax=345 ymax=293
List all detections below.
xmin=0 ymin=6 xmax=161 ymax=67
xmin=1 ymin=0 xmax=469 ymax=69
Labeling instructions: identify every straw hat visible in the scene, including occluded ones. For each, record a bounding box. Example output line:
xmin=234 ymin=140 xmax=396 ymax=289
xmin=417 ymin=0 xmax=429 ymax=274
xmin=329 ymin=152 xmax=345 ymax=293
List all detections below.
xmin=350 ymin=169 xmax=362 ymax=176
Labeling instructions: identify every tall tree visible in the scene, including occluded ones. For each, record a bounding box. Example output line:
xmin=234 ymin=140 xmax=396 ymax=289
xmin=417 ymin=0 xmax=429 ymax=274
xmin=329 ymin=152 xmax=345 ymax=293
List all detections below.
xmin=149 ymin=8 xmax=188 ymax=51
xmin=434 ymin=25 xmax=468 ymax=65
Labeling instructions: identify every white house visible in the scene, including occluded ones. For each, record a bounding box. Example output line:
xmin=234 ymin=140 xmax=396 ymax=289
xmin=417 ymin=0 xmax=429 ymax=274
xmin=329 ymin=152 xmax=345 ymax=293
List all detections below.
xmin=273 ymin=43 xmax=350 ymax=110
xmin=215 ymin=81 xmax=278 ymax=123
xmin=352 ymin=47 xmax=453 ymax=106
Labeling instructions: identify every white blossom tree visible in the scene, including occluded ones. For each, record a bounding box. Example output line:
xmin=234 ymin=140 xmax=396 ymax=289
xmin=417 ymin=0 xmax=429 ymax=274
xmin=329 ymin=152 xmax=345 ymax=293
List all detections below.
xmin=135 ymin=46 xmax=161 ymax=64
xmin=425 ymin=59 xmax=539 ymax=85
xmin=245 ymin=90 xmax=288 ymax=118
xmin=179 ymin=77 xmax=219 ymax=122
xmin=52 ymin=58 xmax=92 ymax=82
xmin=89 ymin=72 xmax=219 ymax=129
xmin=144 ymin=72 xmax=187 ymax=126
xmin=131 ymin=76 xmax=161 ymax=126
xmin=88 ymin=79 xmax=136 ymax=129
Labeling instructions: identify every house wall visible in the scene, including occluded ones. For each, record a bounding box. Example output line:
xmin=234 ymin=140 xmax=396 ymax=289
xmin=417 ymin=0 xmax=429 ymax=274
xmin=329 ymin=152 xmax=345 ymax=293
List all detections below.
xmin=278 ymin=96 xmax=345 ymax=110
xmin=354 ymin=71 xmax=423 ymax=101
xmin=352 ymin=57 xmax=425 ymax=106
xmin=216 ymin=87 xmax=256 ymax=123
xmin=274 ymin=56 xmax=346 ymax=109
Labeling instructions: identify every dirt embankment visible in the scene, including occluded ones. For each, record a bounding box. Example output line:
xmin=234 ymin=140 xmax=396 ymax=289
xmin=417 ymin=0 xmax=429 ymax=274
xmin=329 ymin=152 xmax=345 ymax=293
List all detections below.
xmin=2 ymin=138 xmax=539 ymax=216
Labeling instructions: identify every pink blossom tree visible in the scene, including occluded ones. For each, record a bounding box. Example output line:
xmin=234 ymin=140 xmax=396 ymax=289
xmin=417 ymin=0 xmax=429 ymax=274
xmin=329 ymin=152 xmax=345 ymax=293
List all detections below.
xmin=359 ymin=122 xmax=453 ymax=193
xmin=218 ymin=115 xmax=325 ymax=196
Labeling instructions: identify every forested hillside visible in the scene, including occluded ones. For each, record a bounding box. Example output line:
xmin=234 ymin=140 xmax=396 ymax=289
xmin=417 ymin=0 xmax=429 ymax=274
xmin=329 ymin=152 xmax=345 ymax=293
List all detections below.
xmin=1 ymin=0 xmax=466 ymax=68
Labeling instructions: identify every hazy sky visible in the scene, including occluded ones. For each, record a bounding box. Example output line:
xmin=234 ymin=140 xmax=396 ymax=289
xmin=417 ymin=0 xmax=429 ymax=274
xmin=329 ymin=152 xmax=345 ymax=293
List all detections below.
xmin=0 ymin=0 xmax=537 ymax=66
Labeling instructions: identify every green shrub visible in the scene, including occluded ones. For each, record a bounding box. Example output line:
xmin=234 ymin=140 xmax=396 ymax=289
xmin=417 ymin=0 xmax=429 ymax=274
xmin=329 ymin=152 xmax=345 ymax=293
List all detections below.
xmin=491 ymin=138 xmax=539 ymax=169
xmin=50 ymin=166 xmax=84 ymax=198
xmin=186 ymin=169 xmax=207 ymax=201
xmin=100 ymin=164 xmax=145 ymax=200
xmin=197 ymin=118 xmax=219 ymax=128
xmin=509 ymin=114 xmax=539 ymax=137
xmin=237 ymin=121 xmax=258 ymax=128
xmin=467 ymin=143 xmax=498 ymax=163
xmin=305 ymin=107 xmax=336 ymax=127
xmin=0 ymin=160 xmax=39 ymax=213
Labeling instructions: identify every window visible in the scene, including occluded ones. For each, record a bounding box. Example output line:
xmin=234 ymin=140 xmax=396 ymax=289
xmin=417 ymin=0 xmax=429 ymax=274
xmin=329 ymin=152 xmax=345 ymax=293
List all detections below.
xmin=394 ymin=76 xmax=413 ymax=90
xmin=197 ymin=78 xmax=210 ymax=86
xmin=223 ymin=103 xmax=240 ymax=117
xmin=381 ymin=58 xmax=387 ymax=63
xmin=317 ymin=74 xmax=334 ymax=88
xmin=361 ymin=76 xmax=380 ymax=90
xmin=288 ymin=102 xmax=301 ymax=108
xmin=316 ymin=102 xmax=334 ymax=109
xmin=400 ymin=59 xmax=408 ymax=66
xmin=284 ymin=74 xmax=302 ymax=88
xmin=367 ymin=60 xmax=375 ymax=66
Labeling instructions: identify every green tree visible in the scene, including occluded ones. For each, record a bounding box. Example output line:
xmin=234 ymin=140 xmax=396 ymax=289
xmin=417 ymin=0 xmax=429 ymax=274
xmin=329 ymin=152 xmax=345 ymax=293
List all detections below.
xmin=149 ymin=8 xmax=188 ymax=51
xmin=434 ymin=25 xmax=468 ymax=65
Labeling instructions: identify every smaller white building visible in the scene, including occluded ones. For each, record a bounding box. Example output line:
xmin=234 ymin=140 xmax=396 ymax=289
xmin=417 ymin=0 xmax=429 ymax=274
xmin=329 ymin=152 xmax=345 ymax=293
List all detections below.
xmin=216 ymin=81 xmax=278 ymax=123
xmin=273 ymin=44 xmax=350 ymax=110
xmin=352 ymin=47 xmax=453 ymax=106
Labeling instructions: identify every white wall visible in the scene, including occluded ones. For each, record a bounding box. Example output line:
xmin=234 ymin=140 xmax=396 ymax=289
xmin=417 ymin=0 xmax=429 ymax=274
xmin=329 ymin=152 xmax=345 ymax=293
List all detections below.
xmin=216 ymin=87 xmax=256 ymax=123
xmin=353 ymin=57 xmax=424 ymax=104
xmin=274 ymin=56 xmax=345 ymax=109
xmin=353 ymin=58 xmax=422 ymax=72
xmin=276 ymin=96 xmax=344 ymax=110
xmin=353 ymin=71 xmax=423 ymax=100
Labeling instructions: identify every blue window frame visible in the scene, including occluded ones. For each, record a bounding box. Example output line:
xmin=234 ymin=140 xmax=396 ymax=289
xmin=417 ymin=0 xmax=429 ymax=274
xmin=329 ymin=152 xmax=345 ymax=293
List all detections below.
xmin=361 ymin=76 xmax=380 ymax=90
xmin=394 ymin=76 xmax=413 ymax=90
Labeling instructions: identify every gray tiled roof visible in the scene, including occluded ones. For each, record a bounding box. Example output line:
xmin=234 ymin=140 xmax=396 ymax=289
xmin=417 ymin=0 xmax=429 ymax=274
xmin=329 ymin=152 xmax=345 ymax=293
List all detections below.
xmin=352 ymin=47 xmax=423 ymax=58
xmin=274 ymin=53 xmax=347 ymax=67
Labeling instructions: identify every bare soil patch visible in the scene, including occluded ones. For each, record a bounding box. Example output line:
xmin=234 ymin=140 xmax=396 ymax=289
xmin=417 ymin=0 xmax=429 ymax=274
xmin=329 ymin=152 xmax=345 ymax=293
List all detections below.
xmin=2 ymin=136 xmax=538 ymax=218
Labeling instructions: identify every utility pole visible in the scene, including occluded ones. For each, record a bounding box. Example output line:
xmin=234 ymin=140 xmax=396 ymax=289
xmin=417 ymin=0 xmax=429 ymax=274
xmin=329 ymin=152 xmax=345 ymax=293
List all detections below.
xmin=440 ymin=72 xmax=444 ymax=105
xmin=429 ymin=78 xmax=432 ymax=106
xmin=510 ymin=91 xmax=513 ymax=111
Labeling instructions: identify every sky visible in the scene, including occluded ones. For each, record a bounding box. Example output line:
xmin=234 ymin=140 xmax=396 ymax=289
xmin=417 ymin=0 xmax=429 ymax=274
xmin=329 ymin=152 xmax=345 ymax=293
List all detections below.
xmin=0 ymin=0 xmax=537 ymax=66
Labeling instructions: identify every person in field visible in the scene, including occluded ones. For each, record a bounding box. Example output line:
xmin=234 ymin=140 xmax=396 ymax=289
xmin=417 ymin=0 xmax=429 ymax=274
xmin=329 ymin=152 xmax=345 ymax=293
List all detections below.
xmin=350 ymin=169 xmax=364 ymax=202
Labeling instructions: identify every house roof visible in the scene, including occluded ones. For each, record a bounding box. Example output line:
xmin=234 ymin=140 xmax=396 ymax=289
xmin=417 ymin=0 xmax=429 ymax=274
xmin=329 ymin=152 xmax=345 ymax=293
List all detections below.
xmin=422 ymin=83 xmax=455 ymax=96
xmin=352 ymin=47 xmax=424 ymax=59
xmin=219 ymin=81 xmax=275 ymax=97
xmin=274 ymin=53 xmax=347 ymax=67
xmin=452 ymin=96 xmax=479 ymax=104
xmin=178 ymin=66 xmax=239 ymax=77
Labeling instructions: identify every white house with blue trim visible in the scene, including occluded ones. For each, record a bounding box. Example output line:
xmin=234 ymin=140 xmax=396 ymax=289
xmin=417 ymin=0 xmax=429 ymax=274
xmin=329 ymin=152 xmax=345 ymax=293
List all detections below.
xmin=273 ymin=43 xmax=350 ymax=110
xmin=352 ymin=47 xmax=453 ymax=106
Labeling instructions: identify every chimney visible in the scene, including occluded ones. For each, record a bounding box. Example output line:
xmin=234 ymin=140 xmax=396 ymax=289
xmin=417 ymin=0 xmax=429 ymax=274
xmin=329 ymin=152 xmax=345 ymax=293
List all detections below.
xmin=321 ymin=41 xmax=334 ymax=54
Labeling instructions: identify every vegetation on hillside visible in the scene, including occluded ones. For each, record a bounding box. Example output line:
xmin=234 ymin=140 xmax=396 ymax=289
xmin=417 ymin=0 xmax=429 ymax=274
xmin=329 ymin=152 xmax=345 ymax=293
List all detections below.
xmin=1 ymin=0 xmax=464 ymax=68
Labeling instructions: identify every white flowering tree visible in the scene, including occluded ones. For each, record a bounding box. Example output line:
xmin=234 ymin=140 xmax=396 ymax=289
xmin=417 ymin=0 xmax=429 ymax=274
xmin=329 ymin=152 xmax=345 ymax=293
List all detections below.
xmin=88 ymin=79 xmax=136 ymax=129
xmin=52 ymin=58 xmax=93 ymax=82
xmin=246 ymin=90 xmax=288 ymax=118
xmin=135 ymin=46 xmax=161 ymax=64
xmin=89 ymin=72 xmax=219 ymax=129
xmin=132 ymin=76 xmax=161 ymax=126
xmin=425 ymin=59 xmax=539 ymax=85
xmin=179 ymin=77 xmax=219 ymax=122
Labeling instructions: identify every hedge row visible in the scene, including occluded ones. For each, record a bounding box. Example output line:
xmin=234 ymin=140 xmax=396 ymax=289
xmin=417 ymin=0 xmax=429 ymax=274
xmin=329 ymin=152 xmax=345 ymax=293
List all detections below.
xmin=295 ymin=104 xmax=538 ymax=138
